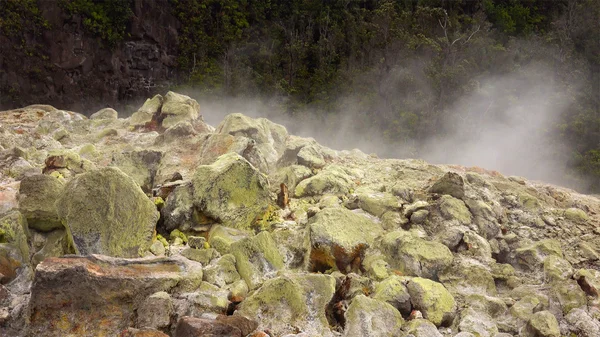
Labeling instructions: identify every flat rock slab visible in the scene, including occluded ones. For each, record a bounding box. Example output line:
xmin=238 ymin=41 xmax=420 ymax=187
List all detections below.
xmin=28 ymin=255 xmax=202 ymax=337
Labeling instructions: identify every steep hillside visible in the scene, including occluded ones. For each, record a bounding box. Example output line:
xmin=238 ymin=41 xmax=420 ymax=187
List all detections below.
xmin=0 ymin=93 xmax=599 ymax=336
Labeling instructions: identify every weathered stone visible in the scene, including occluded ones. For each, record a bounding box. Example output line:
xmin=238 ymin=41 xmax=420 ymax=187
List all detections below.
xmin=136 ymin=291 xmax=173 ymax=329
xmin=381 ymin=230 xmax=453 ymax=279
xmin=525 ymin=311 xmax=560 ymax=337
xmin=174 ymin=316 xmax=242 ymax=337
xmin=231 ymin=231 xmax=284 ymax=290
xmin=192 ymin=153 xmax=271 ymax=230
xmin=564 ymin=207 xmax=589 ymax=223
xmin=439 ymin=195 xmax=472 ymax=224
xmin=203 ymin=254 xmax=241 ymax=288
xmin=294 ymin=165 xmax=355 ymax=197
xmin=130 ymin=94 xmax=163 ymax=127
xmin=403 ymin=319 xmax=443 ymax=337
xmin=208 ymin=225 xmax=248 ymax=255
xmin=236 ymin=274 xmax=336 ymax=337
xmin=439 ymin=256 xmax=497 ymax=296
xmin=56 ymin=167 xmax=160 ymax=257
xmin=110 ymin=149 xmax=163 ymax=193
xmin=17 ymin=174 xmax=65 ymax=232
xmin=181 ymin=247 xmax=216 ymax=265
xmin=175 ymin=282 xmax=230 ymax=316
xmin=160 ymin=91 xmax=201 ymax=128
xmin=515 ymin=239 xmax=563 ymax=271
xmin=458 ymin=308 xmax=498 ymax=337
xmin=0 ymin=211 xmax=32 ymax=286
xmin=119 ymin=327 xmax=169 ymax=337
xmin=429 ymin=172 xmax=466 ymax=199
xmin=307 ymin=208 xmax=382 ymax=273
xmin=565 ymin=308 xmax=600 ymax=337
xmin=31 ymin=228 xmax=70 ymax=267
xmin=406 ymin=277 xmax=457 ymax=327
xmin=372 ymin=275 xmax=411 ymax=316
xmin=343 ymin=295 xmax=404 ymax=337
xmin=90 ymin=108 xmax=118 ymax=120
xmin=28 ymin=255 xmax=203 ymax=337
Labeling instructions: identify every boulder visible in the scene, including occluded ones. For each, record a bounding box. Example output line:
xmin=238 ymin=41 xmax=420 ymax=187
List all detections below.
xmin=230 ymin=231 xmax=284 ymax=290
xmin=192 ymin=153 xmax=271 ymax=230
xmin=28 ymin=255 xmax=203 ymax=337
xmin=525 ymin=311 xmax=560 ymax=337
xmin=235 ymin=274 xmax=336 ymax=336
xmin=438 ymin=195 xmax=472 ymax=224
xmin=515 ymin=239 xmax=563 ymax=271
xmin=207 ymin=225 xmax=248 ymax=255
xmin=307 ymin=208 xmax=382 ymax=273
xmin=0 ymin=211 xmax=31 ymax=286
xmin=381 ymin=230 xmax=453 ymax=279
xmin=130 ymin=94 xmax=163 ymax=127
xmin=406 ymin=277 xmax=457 ymax=327
xmin=90 ymin=108 xmax=118 ymax=120
xmin=372 ymin=275 xmax=412 ymax=316
xmin=56 ymin=167 xmax=159 ymax=257
xmin=403 ymin=319 xmax=443 ymax=337
xmin=160 ymin=91 xmax=201 ymax=128
xmin=17 ymin=174 xmax=65 ymax=232
xmin=136 ymin=291 xmax=173 ymax=329
xmin=294 ymin=165 xmax=355 ymax=197
xmin=429 ymin=172 xmax=466 ymax=199
xmin=343 ymin=295 xmax=404 ymax=337
xmin=458 ymin=308 xmax=499 ymax=337
xmin=110 ymin=149 xmax=163 ymax=193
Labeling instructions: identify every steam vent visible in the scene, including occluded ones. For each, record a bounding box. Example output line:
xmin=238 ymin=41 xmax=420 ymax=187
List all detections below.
xmin=0 ymin=92 xmax=599 ymax=337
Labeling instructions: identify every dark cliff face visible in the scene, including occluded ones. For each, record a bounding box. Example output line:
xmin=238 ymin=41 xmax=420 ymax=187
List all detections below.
xmin=0 ymin=0 xmax=180 ymax=114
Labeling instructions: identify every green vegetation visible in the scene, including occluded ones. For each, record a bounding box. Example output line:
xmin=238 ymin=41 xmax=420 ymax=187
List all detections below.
xmin=59 ymin=0 xmax=133 ymax=47
xmin=0 ymin=0 xmax=49 ymax=38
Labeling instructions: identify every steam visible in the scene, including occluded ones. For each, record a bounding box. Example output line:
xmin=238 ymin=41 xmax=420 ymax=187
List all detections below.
xmin=171 ymin=61 xmax=584 ymax=191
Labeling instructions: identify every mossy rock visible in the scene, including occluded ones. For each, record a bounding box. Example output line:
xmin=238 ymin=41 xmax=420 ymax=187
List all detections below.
xmin=439 ymin=256 xmax=497 ymax=296
xmin=515 ymin=239 xmax=563 ymax=271
xmin=343 ymin=294 xmax=404 ymax=337
xmin=543 ymin=255 xmax=573 ymax=282
xmin=406 ymin=277 xmax=457 ymax=327
xmin=403 ymin=318 xmax=443 ymax=337
xmin=130 ymin=94 xmax=163 ymax=127
xmin=160 ymin=91 xmax=201 ymax=128
xmin=439 ymin=195 xmax=472 ymax=224
xmin=429 ymin=172 xmax=466 ymax=199
xmin=0 ymin=211 xmax=30 ymax=269
xmin=564 ymin=208 xmax=589 ymax=223
xmin=294 ymin=165 xmax=355 ymax=197
xmin=458 ymin=307 xmax=499 ymax=337
xmin=90 ymin=108 xmax=118 ymax=120
xmin=355 ymin=189 xmax=401 ymax=217
xmin=56 ymin=167 xmax=159 ymax=257
xmin=110 ymin=149 xmax=163 ymax=193
xmin=207 ymin=225 xmax=248 ymax=255
xmin=525 ymin=311 xmax=560 ymax=337
xmin=192 ymin=153 xmax=271 ymax=230
xmin=307 ymin=207 xmax=382 ymax=273
xmin=31 ymin=228 xmax=72 ymax=267
xmin=203 ymin=254 xmax=240 ymax=288
xmin=381 ymin=230 xmax=453 ymax=279
xmin=236 ymin=273 xmax=336 ymax=336
xmin=17 ymin=174 xmax=65 ymax=232
xmin=231 ymin=231 xmax=285 ymax=290
xmin=550 ymin=279 xmax=587 ymax=314
xmin=372 ymin=275 xmax=411 ymax=316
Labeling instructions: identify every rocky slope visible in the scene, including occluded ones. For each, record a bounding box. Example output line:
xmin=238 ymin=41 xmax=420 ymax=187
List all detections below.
xmin=0 ymin=93 xmax=599 ymax=337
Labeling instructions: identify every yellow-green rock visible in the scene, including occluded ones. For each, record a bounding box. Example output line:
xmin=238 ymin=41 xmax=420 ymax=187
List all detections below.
xmin=56 ymin=167 xmax=159 ymax=257
xmin=231 ymin=231 xmax=284 ymax=290
xmin=343 ymin=294 xmax=404 ymax=337
xmin=192 ymin=153 xmax=271 ymax=230
xmin=381 ymin=230 xmax=453 ymax=279
xmin=236 ymin=273 xmax=336 ymax=336
xmin=406 ymin=277 xmax=457 ymax=327
xmin=18 ymin=174 xmax=65 ymax=232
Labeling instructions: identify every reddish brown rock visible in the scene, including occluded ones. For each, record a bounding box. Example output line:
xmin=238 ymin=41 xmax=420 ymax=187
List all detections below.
xmin=28 ymin=255 xmax=203 ymax=337
xmin=175 ymin=316 xmax=242 ymax=337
